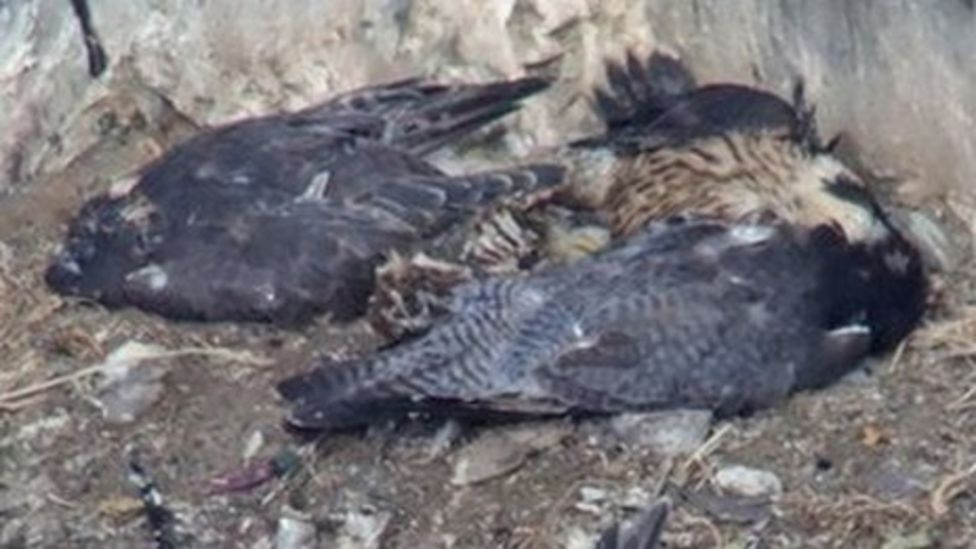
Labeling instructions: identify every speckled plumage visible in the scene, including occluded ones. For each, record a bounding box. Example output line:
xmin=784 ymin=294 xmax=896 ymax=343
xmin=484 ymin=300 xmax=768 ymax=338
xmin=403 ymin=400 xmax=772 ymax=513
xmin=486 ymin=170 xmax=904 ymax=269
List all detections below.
xmin=435 ymin=49 xmax=897 ymax=286
xmin=45 ymin=75 xmax=563 ymax=325
xmin=277 ymin=213 xmax=927 ymax=431
xmin=375 ymin=49 xmax=922 ymax=338
xmin=560 ymin=51 xmax=880 ymax=243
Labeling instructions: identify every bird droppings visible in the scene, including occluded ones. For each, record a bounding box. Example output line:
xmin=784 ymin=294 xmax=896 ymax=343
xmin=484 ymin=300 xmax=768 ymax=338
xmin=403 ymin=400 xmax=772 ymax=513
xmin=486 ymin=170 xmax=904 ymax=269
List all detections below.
xmin=88 ymin=340 xmax=168 ymax=423
xmin=14 ymin=410 xmax=72 ymax=443
xmin=126 ymin=264 xmax=168 ymax=292
xmin=607 ymin=410 xmax=713 ymax=456
xmin=713 ymin=464 xmax=784 ymax=499
xmin=323 ymin=504 xmax=393 ymax=549
xmin=274 ymin=507 xmax=316 ymax=549
xmin=424 ymin=419 xmax=464 ymax=461
xmin=880 ymin=529 xmax=937 ymax=549
xmin=242 ymin=430 xmax=266 ymax=463
xmin=93 ymin=363 xmax=166 ymax=424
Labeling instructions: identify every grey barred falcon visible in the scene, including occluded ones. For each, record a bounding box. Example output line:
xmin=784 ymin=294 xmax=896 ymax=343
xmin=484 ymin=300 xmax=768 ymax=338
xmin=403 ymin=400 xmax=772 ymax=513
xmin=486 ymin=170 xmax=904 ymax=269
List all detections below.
xmin=277 ymin=208 xmax=927 ymax=430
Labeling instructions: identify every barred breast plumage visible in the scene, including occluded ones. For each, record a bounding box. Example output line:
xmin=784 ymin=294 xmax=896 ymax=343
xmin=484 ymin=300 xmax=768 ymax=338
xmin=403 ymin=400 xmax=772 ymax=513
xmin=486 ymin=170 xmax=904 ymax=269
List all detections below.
xmin=277 ymin=214 xmax=927 ymax=431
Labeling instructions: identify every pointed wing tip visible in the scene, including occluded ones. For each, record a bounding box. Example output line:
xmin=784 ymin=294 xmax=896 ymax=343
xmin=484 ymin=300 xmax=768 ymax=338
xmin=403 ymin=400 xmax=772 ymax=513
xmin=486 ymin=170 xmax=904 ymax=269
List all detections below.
xmin=594 ymin=498 xmax=671 ymax=549
xmin=516 ymin=74 xmax=557 ymax=95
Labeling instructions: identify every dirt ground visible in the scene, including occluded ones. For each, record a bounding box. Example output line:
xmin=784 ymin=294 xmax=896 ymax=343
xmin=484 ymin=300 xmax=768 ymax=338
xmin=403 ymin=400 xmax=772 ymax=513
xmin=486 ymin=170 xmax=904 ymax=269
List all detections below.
xmin=1 ymin=94 xmax=975 ymax=549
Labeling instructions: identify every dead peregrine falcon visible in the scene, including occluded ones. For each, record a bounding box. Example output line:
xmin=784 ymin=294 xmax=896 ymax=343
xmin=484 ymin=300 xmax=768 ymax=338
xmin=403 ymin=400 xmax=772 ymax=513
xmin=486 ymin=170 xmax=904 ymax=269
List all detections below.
xmin=276 ymin=192 xmax=928 ymax=430
xmin=45 ymin=75 xmax=563 ymax=325
xmin=554 ymin=49 xmax=860 ymax=239
xmin=374 ymin=48 xmax=920 ymax=338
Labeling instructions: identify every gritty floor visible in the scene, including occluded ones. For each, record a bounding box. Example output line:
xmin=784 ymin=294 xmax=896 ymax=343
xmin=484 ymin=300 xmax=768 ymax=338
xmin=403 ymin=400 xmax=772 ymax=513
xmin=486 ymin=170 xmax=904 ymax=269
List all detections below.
xmin=1 ymin=90 xmax=975 ymax=549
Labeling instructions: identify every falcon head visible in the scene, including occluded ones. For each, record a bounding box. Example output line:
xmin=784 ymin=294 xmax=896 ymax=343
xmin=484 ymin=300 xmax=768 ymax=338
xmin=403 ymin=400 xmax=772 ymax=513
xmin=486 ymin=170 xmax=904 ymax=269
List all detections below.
xmin=45 ymin=194 xmax=155 ymax=306
xmin=794 ymin=173 xmax=930 ymax=354
xmin=769 ymin=154 xmax=892 ymax=244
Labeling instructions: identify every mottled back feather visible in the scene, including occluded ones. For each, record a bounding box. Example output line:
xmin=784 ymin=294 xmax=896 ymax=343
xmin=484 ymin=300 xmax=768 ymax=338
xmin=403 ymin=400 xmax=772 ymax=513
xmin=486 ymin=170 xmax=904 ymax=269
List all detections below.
xmin=277 ymin=216 xmax=926 ymax=430
xmin=580 ymin=50 xmax=822 ymax=154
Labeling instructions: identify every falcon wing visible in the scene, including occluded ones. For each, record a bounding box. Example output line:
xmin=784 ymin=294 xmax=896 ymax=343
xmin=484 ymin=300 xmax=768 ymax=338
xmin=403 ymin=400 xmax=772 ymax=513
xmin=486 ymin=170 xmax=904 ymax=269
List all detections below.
xmin=530 ymin=222 xmax=876 ymax=417
xmin=292 ymin=75 xmax=553 ymax=155
xmin=119 ymin=202 xmax=416 ymax=324
xmin=576 ymin=49 xmax=819 ymax=154
xmin=47 ymin=161 xmax=563 ymax=324
xmin=132 ymin=73 xmax=552 ymax=206
xmin=275 ymin=274 xmax=572 ymax=431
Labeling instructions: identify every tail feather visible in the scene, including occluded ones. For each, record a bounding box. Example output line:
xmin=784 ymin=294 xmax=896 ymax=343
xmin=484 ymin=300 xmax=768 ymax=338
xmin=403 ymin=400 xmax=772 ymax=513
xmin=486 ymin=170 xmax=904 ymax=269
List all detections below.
xmin=583 ymin=49 xmax=823 ymax=154
xmin=593 ymin=50 xmax=696 ymax=130
xmin=276 ymin=360 xmax=563 ymax=431
xmin=276 ymin=357 xmax=400 ymax=431
xmin=395 ymin=77 xmax=553 ymax=155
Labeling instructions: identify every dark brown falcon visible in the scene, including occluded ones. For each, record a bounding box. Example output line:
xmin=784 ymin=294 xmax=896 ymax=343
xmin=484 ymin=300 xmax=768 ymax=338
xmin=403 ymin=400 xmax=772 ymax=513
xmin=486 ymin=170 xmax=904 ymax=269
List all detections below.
xmin=560 ymin=50 xmax=856 ymax=234
xmin=452 ymin=48 xmax=907 ymax=276
xmin=45 ymin=75 xmax=564 ymax=325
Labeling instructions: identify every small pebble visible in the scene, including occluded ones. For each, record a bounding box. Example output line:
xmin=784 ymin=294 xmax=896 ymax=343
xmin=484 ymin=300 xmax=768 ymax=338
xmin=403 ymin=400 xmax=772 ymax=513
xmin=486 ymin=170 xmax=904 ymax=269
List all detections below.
xmin=714 ymin=464 xmax=783 ymax=498
xmin=243 ymin=430 xmax=265 ymax=462
xmin=275 ymin=507 xmax=315 ymax=549
xmin=609 ymin=410 xmax=712 ymax=456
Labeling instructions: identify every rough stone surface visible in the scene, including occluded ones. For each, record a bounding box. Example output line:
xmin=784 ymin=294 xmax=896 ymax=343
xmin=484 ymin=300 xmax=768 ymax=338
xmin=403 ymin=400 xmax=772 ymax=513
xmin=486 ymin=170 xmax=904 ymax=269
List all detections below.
xmin=2 ymin=1 xmax=974 ymax=227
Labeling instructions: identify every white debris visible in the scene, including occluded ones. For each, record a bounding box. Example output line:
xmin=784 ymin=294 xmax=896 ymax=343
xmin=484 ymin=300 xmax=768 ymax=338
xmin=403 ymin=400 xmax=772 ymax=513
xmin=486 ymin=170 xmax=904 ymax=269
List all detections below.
xmin=91 ymin=341 xmax=169 ymax=424
xmin=325 ymin=505 xmax=392 ymax=549
xmin=451 ymin=423 xmax=570 ymax=486
xmin=90 ymin=340 xmax=271 ymax=423
xmin=425 ymin=419 xmax=464 ymax=461
xmin=243 ymin=430 xmax=265 ymax=462
xmin=714 ymin=464 xmax=783 ymax=498
xmin=610 ymin=410 xmax=713 ymax=456
xmin=15 ymin=410 xmax=71 ymax=442
xmin=275 ymin=507 xmax=316 ymax=549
